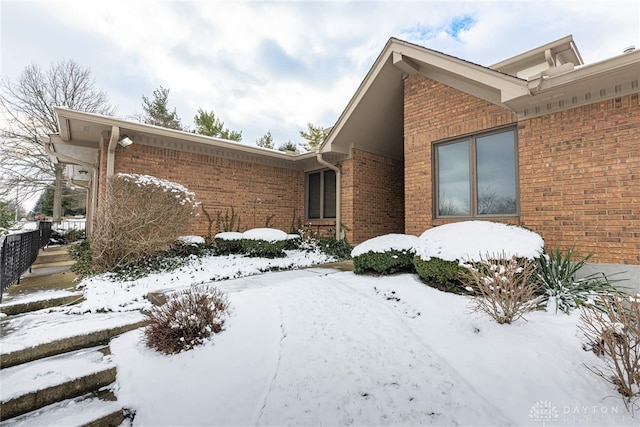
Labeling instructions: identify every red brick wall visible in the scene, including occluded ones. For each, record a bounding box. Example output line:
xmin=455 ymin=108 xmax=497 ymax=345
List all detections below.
xmin=519 ymin=95 xmax=640 ymax=264
xmin=104 ymin=143 xmax=304 ymax=239
xmin=404 ymin=74 xmax=640 ymax=265
xmin=340 ymin=149 xmax=404 ymax=243
xmin=404 ymin=75 xmax=517 ymax=234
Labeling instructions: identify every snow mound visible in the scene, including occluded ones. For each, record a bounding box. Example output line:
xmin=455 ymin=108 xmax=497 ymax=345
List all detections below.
xmin=215 ymin=232 xmax=243 ymax=241
xmin=242 ymin=228 xmax=288 ymax=242
xmin=176 ymin=235 xmax=205 ymax=245
xmin=416 ymin=221 xmax=544 ymax=262
xmin=351 ymin=234 xmax=419 ymax=257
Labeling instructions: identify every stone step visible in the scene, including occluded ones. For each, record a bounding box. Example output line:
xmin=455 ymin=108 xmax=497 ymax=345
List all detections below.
xmin=0 ymin=293 xmax=84 ymax=316
xmin=0 ymin=321 xmax=147 ymax=369
xmin=0 ymin=393 xmax=124 ymax=427
xmin=0 ymin=347 xmax=116 ymax=420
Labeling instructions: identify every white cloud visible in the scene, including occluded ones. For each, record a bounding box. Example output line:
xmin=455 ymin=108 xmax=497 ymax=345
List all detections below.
xmin=2 ymin=0 xmax=638 ymax=145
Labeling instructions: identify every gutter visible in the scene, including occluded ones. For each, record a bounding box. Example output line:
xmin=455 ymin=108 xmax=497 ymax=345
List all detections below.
xmin=316 ymin=151 xmax=341 ymax=241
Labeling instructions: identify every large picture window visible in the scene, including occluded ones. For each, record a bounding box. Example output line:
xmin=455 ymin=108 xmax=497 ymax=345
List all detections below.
xmin=434 ymin=127 xmax=518 ymax=218
xmin=306 ymin=169 xmax=336 ymax=220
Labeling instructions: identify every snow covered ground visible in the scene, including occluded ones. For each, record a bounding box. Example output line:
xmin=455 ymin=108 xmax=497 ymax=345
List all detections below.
xmin=104 ymin=267 xmax=636 ymax=426
xmin=2 ymin=244 xmax=637 ymax=426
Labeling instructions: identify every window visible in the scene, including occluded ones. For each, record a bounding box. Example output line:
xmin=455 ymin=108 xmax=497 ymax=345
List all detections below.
xmin=434 ymin=127 xmax=518 ymax=218
xmin=306 ymin=169 xmax=336 ymax=220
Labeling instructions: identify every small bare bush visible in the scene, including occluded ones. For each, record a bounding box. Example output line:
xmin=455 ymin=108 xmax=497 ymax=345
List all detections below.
xmin=91 ymin=174 xmax=198 ymax=272
xmin=143 ymin=285 xmax=230 ymax=354
xmin=465 ymin=253 xmax=542 ymax=324
xmin=579 ymin=294 xmax=640 ymax=406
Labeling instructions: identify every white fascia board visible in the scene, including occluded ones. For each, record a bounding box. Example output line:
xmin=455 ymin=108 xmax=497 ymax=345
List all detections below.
xmin=53 ymin=107 xmax=315 ymax=162
xmin=397 ymin=46 xmax=529 ymax=103
xmin=531 ymin=50 xmax=640 ymax=92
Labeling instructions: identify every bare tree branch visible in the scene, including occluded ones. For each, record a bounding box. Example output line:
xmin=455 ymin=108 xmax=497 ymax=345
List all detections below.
xmin=0 ymin=59 xmax=115 ymax=219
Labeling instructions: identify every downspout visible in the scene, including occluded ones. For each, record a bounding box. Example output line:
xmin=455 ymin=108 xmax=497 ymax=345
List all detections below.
xmin=106 ymin=126 xmax=119 ymax=177
xmin=316 ymin=151 xmax=341 ymax=241
xmin=42 ymin=136 xmax=99 ymax=235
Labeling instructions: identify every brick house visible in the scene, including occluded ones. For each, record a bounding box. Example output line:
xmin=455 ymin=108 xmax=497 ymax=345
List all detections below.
xmin=44 ymin=35 xmax=639 ymax=284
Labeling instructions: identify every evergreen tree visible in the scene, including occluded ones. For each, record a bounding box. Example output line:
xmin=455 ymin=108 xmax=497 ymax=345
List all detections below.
xmin=33 ymin=184 xmax=86 ymax=217
xmin=0 ymin=199 xmax=16 ymax=230
xmin=141 ymin=86 xmax=183 ymax=130
xmin=299 ymin=123 xmax=327 ymax=151
xmin=193 ymin=108 xmax=242 ymax=141
xmin=256 ymin=131 xmax=274 ymax=149
xmin=277 ymin=141 xmax=298 ymax=152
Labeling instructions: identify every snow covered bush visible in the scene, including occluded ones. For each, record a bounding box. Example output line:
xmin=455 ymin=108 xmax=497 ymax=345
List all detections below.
xmin=214 ymin=232 xmax=244 ymax=255
xmin=352 ymin=234 xmax=418 ymax=275
xmin=143 ymin=285 xmax=230 ymax=355
xmin=579 ymin=294 xmax=640 ymax=405
xmin=536 ymin=247 xmax=622 ymax=314
xmin=240 ymin=228 xmax=288 ymax=258
xmin=413 ymin=257 xmax=467 ymax=293
xmin=414 ymin=221 xmax=544 ymax=294
xmin=91 ymin=174 xmax=199 ymax=272
xmin=170 ymin=235 xmax=207 ymax=257
xmin=465 ymin=253 xmax=543 ymax=324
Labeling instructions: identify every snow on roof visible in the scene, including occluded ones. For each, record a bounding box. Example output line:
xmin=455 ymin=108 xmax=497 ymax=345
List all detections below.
xmin=416 ymin=221 xmax=544 ymax=262
xmin=351 ymin=234 xmax=419 ymax=257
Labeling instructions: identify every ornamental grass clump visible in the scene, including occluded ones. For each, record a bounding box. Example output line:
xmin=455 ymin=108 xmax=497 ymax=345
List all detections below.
xmin=143 ymin=285 xmax=230 ymax=355
xmin=464 ymin=252 xmax=543 ymax=324
xmin=536 ymin=247 xmax=623 ymax=314
xmin=579 ymin=294 xmax=640 ymax=406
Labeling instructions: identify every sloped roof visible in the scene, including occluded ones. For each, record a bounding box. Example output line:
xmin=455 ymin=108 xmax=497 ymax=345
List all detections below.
xmin=45 ymin=108 xmax=339 ymax=178
xmin=321 ymin=36 xmax=640 ymax=160
xmin=491 ymin=35 xmax=584 ymax=78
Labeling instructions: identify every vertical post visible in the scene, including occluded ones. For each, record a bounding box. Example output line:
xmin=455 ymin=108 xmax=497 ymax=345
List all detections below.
xmin=15 ymin=181 xmax=19 ymax=222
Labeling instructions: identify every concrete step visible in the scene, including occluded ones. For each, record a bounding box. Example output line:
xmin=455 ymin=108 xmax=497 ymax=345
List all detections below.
xmin=0 ymin=293 xmax=84 ymax=316
xmin=1 ymin=321 xmax=147 ymax=369
xmin=32 ymin=254 xmax=72 ymax=266
xmin=0 ymin=347 xmax=116 ymax=420
xmin=0 ymin=393 xmax=124 ymax=427
xmin=32 ymin=246 xmax=73 ymax=266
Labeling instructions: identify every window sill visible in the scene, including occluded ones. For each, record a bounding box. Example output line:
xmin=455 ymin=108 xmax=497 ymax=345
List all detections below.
xmin=432 ymin=217 xmax=520 ymax=227
xmin=304 ymin=219 xmax=337 ymax=226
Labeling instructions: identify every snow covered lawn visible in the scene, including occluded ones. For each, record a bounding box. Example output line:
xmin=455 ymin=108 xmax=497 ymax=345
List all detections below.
xmin=108 ymin=268 xmax=635 ymax=426
xmin=2 ymin=238 xmax=635 ymax=426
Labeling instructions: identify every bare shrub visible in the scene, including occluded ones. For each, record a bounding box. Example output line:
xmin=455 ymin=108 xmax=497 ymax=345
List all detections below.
xmin=464 ymin=253 xmax=542 ymax=324
xmin=579 ymin=294 xmax=640 ymax=406
xmin=91 ymin=174 xmax=198 ymax=272
xmin=143 ymin=285 xmax=230 ymax=354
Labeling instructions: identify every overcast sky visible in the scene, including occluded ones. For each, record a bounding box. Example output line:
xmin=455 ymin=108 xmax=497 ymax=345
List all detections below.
xmin=2 ymin=0 xmax=639 ymax=147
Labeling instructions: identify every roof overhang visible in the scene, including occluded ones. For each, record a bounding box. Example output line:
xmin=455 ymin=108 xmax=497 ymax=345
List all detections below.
xmin=46 ymin=108 xmax=331 ymax=173
xmin=322 ymin=36 xmax=639 ymax=155
xmin=509 ymin=49 xmax=640 ymax=118
xmin=491 ymin=35 xmax=584 ymax=78
xmin=321 ymin=38 xmax=530 ymax=159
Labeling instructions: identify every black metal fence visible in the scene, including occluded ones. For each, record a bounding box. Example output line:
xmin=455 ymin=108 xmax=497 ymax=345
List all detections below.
xmin=0 ymin=221 xmax=52 ymax=302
